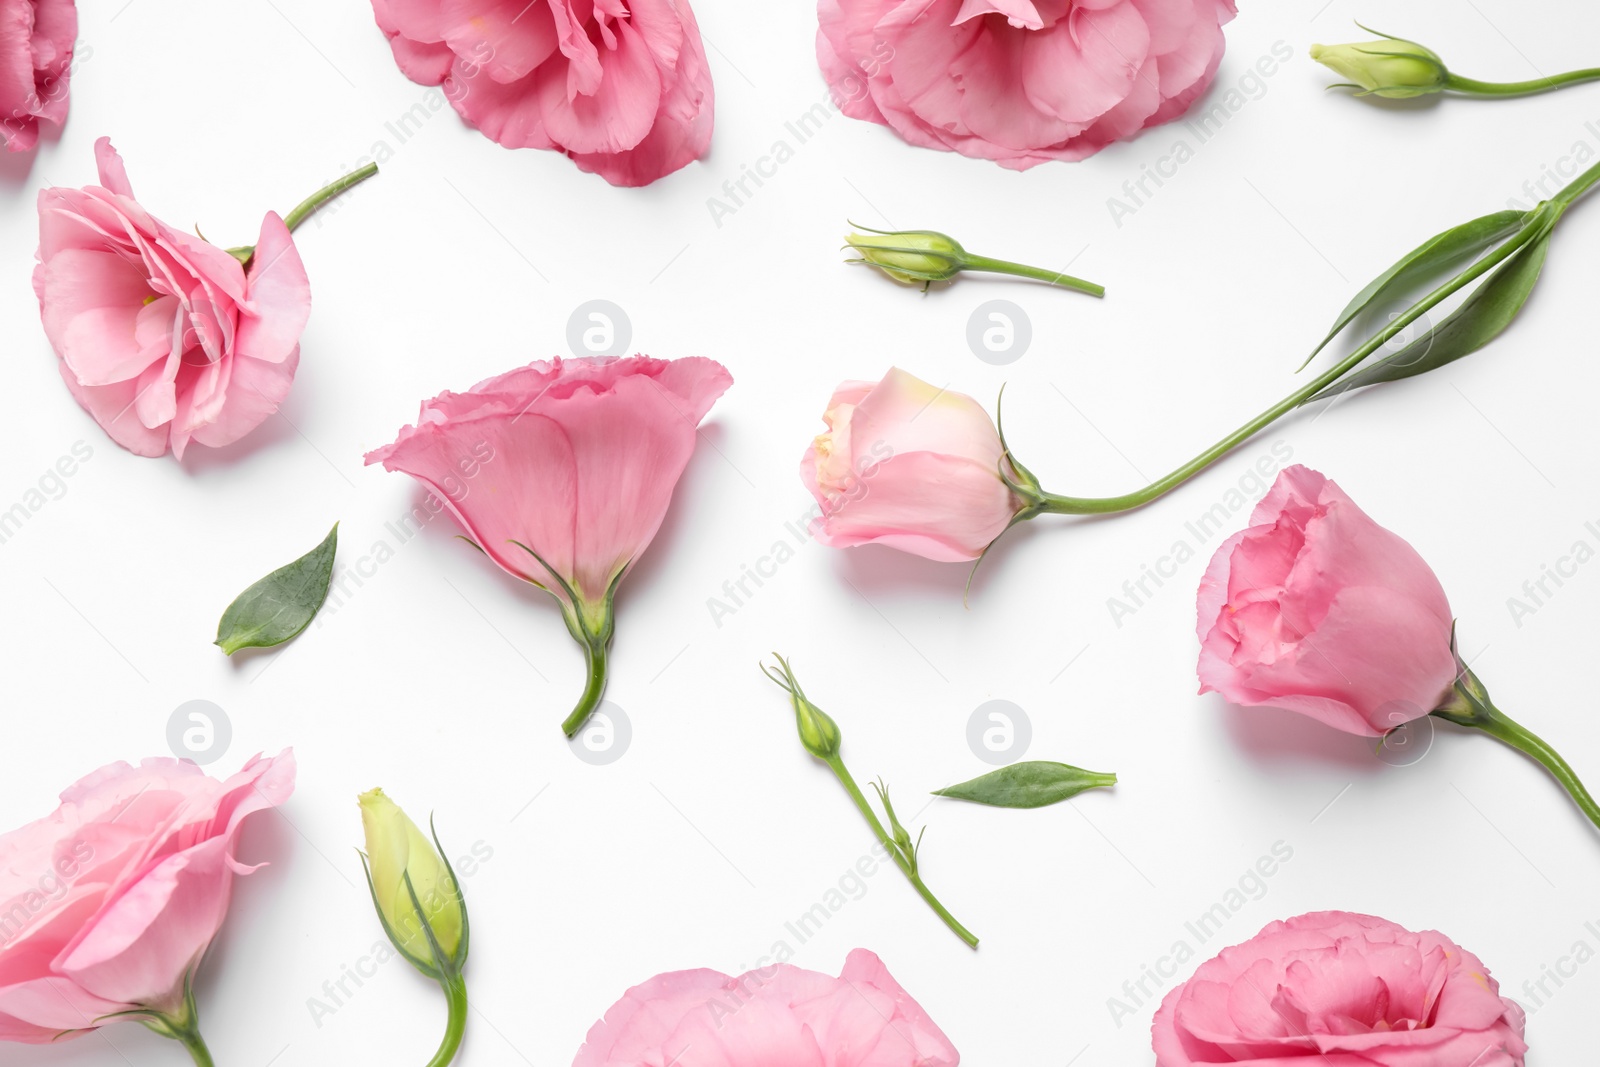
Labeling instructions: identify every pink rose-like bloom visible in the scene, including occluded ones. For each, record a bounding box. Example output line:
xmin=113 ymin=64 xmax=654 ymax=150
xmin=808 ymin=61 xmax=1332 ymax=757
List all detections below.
xmin=575 ymin=948 xmax=959 ymax=1067
xmin=1153 ymin=911 xmax=1528 ymax=1066
xmin=34 ymin=138 xmax=312 ymax=459
xmin=1196 ymin=465 xmax=1457 ymax=738
xmin=0 ymin=752 xmax=295 ymax=1042
xmin=369 ymin=0 xmax=713 ymax=187
xmin=366 ymin=355 xmax=731 ymax=611
xmin=818 ymin=0 xmax=1236 ymax=169
xmin=0 ymin=0 xmax=76 ymax=152
xmin=801 ymin=367 xmax=1021 ymax=562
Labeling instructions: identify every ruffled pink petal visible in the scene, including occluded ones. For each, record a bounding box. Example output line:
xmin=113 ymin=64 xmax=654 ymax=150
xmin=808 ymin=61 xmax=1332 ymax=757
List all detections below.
xmin=235 ymin=212 xmax=311 ymax=366
xmin=537 ymin=18 xmax=663 ymax=155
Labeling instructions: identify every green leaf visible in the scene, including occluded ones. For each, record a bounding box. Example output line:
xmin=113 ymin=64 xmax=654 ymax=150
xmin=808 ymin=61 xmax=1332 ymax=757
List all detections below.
xmin=215 ymin=524 xmax=338 ymax=655
xmin=1310 ymin=234 xmax=1550 ymax=402
xmin=932 ymin=761 xmax=1116 ymax=809
xmin=1302 ymin=209 xmax=1525 ymax=369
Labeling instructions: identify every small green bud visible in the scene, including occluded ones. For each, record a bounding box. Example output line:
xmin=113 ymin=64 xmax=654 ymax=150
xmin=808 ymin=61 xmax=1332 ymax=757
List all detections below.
xmin=358 ymin=789 xmax=468 ymax=975
xmin=1311 ymin=36 xmax=1448 ymax=99
xmin=845 ymin=228 xmax=967 ymax=286
xmin=762 ymin=655 xmax=843 ymax=760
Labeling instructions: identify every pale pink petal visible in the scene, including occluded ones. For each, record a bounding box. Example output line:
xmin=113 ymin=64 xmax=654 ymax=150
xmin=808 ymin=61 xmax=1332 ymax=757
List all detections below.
xmin=235 ymin=212 xmax=311 ymax=366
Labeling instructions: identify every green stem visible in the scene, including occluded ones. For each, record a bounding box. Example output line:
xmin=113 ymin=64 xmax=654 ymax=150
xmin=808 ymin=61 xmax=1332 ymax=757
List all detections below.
xmin=132 ymin=979 xmax=214 ymax=1067
xmin=824 ymin=755 xmax=979 ymax=948
xmin=1447 ymin=69 xmax=1600 ymax=98
xmin=963 ymin=254 xmax=1105 ymax=297
xmin=175 ymin=1030 xmax=215 ymax=1067
xmin=283 ymin=163 xmax=380 ymax=233
xmin=1027 ymin=157 xmax=1600 ymax=516
xmin=425 ymin=972 xmax=469 ymax=1067
xmin=1433 ymin=668 xmax=1600 ymax=832
xmin=562 ymin=635 xmax=608 ymax=738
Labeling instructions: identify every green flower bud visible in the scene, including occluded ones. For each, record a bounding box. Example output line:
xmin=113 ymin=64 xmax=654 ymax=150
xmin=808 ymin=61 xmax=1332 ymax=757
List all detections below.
xmin=1311 ymin=36 xmax=1448 ymax=99
xmin=846 ymin=228 xmax=967 ymax=286
xmin=762 ymin=655 xmax=842 ymax=760
xmin=359 ymin=789 xmax=468 ymax=976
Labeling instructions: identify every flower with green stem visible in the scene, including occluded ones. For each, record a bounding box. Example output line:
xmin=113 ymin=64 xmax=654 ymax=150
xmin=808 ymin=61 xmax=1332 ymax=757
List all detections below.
xmin=1314 ymin=24 xmax=1600 ymax=100
xmin=845 ymin=223 xmax=1104 ymax=297
xmin=762 ymin=655 xmax=979 ymax=948
xmin=358 ymin=790 xmax=471 ymax=1067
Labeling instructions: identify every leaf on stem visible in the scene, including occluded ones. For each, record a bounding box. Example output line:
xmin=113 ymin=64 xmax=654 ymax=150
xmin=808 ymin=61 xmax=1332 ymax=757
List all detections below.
xmin=1310 ymin=234 xmax=1550 ymax=401
xmin=1301 ymin=209 xmax=1525 ymax=369
xmin=932 ymin=761 xmax=1116 ymax=809
xmin=215 ymin=524 xmax=338 ymax=655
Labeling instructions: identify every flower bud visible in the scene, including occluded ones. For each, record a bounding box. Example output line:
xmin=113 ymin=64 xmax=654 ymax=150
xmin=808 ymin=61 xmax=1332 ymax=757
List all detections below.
xmin=763 ymin=655 xmax=843 ymax=760
xmin=845 ymin=228 xmax=966 ymax=286
xmin=1310 ymin=36 xmax=1447 ymax=99
xmin=358 ymin=789 xmax=468 ymax=976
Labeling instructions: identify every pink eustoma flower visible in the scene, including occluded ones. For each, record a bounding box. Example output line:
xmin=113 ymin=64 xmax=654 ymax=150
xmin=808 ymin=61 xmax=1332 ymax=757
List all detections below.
xmin=33 ymin=138 xmax=313 ymax=459
xmin=0 ymin=751 xmax=295 ymax=1049
xmin=1195 ymin=465 xmax=1457 ymax=737
xmin=366 ymin=355 xmax=732 ymax=736
xmin=574 ymin=949 xmax=959 ymax=1067
xmin=0 ymin=0 xmax=76 ymax=152
xmin=800 ymin=367 xmax=1022 ymax=562
xmin=368 ymin=0 xmax=714 ymax=187
xmin=1152 ymin=911 xmax=1528 ymax=1066
xmin=818 ymin=0 xmax=1236 ymax=169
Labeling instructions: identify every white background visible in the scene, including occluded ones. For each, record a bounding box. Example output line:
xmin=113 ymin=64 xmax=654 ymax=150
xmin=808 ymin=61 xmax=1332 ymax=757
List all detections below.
xmin=3 ymin=0 xmax=1599 ymax=1063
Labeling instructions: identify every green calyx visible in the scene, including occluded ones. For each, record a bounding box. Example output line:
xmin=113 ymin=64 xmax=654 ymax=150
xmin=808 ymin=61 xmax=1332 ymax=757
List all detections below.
xmin=87 ymin=971 xmax=214 ymax=1066
xmin=762 ymin=653 xmax=842 ymax=760
xmin=508 ymin=539 xmax=623 ymax=738
xmin=1431 ymin=638 xmax=1600 ymax=834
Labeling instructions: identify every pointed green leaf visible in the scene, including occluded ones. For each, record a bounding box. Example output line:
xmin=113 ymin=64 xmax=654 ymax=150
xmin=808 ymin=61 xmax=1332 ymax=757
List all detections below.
xmin=1303 ymin=209 xmax=1524 ymax=368
xmin=1310 ymin=234 xmax=1550 ymax=402
xmin=932 ymin=761 xmax=1116 ymax=809
xmin=215 ymin=524 xmax=338 ymax=655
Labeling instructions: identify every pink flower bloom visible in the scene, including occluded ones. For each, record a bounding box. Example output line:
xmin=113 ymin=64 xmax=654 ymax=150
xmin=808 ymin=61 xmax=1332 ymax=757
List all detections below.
xmin=368 ymin=0 xmax=714 ymax=187
xmin=575 ymin=949 xmax=958 ymax=1067
xmin=0 ymin=751 xmax=295 ymax=1043
xmin=801 ymin=367 xmax=1021 ymax=562
xmin=33 ymin=138 xmax=312 ymax=459
xmin=818 ymin=0 xmax=1236 ymax=169
xmin=1196 ymin=465 xmax=1457 ymax=737
xmin=1152 ymin=911 xmax=1528 ymax=1066
xmin=366 ymin=355 xmax=732 ymax=735
xmin=0 ymin=0 xmax=76 ymax=152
